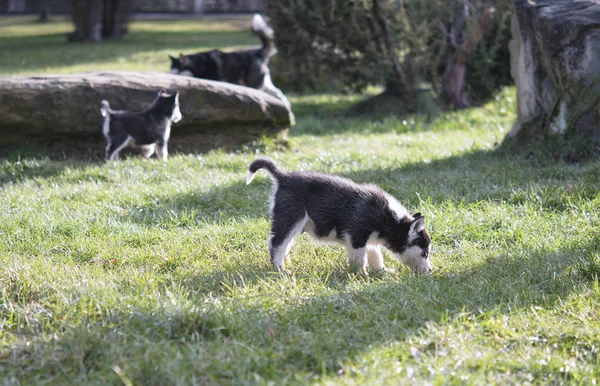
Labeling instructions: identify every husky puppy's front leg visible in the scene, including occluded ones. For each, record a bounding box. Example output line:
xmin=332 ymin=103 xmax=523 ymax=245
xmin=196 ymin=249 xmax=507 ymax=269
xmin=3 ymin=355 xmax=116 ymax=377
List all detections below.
xmin=106 ymin=135 xmax=132 ymax=161
xmin=366 ymin=245 xmax=386 ymax=272
xmin=155 ymin=140 xmax=168 ymax=161
xmin=346 ymin=245 xmax=368 ymax=275
xmin=139 ymin=144 xmax=156 ymax=159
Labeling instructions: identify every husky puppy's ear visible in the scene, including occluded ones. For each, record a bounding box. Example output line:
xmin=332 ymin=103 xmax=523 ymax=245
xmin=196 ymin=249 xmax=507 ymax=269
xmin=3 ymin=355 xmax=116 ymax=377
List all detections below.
xmin=170 ymin=90 xmax=180 ymax=103
xmin=409 ymin=216 xmax=426 ymax=234
xmin=209 ymin=50 xmax=222 ymax=64
xmin=170 ymin=90 xmax=183 ymax=123
xmin=413 ymin=212 xmax=422 ymax=219
xmin=179 ymin=54 xmax=192 ymax=66
xmin=100 ymin=100 xmax=110 ymax=117
xmin=157 ymin=88 xmax=168 ymax=96
xmin=169 ymin=55 xmax=182 ymax=67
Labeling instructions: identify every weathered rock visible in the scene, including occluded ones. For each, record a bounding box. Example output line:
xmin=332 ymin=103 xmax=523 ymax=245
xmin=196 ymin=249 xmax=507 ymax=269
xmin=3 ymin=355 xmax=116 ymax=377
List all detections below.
xmin=0 ymin=71 xmax=294 ymax=142
xmin=509 ymin=0 xmax=600 ymax=144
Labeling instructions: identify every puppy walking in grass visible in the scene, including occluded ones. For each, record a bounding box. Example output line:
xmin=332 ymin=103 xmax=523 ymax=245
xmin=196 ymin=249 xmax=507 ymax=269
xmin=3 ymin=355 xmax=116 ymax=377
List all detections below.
xmin=100 ymin=89 xmax=182 ymax=161
xmin=246 ymin=157 xmax=433 ymax=274
xmin=169 ymin=14 xmax=291 ymax=110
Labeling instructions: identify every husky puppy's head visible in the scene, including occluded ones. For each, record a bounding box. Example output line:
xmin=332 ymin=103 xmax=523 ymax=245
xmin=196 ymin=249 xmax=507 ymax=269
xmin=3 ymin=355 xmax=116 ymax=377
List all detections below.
xmin=388 ymin=213 xmax=432 ymax=274
xmin=153 ymin=89 xmax=182 ymax=123
xmin=169 ymin=52 xmax=222 ymax=80
xmin=169 ymin=54 xmax=195 ymax=77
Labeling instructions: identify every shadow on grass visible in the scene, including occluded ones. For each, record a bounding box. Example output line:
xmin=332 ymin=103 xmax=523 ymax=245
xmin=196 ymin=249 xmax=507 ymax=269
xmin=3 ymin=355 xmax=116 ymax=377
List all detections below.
xmin=0 ymin=129 xmax=281 ymax=183
xmin=5 ymin=236 xmax=596 ymax=384
xmin=115 ymin=145 xmax=599 ymax=233
xmin=158 ymin=236 xmax=598 ymax=380
xmin=0 ymin=145 xmax=104 ymax=185
xmin=107 ymin=144 xmax=599 ymax=302
xmin=228 ymin=239 xmax=596 ymax=379
xmin=290 ymin=99 xmax=464 ymax=138
xmin=342 ymin=147 xmax=599 ymax=209
xmin=121 ymin=178 xmax=270 ymax=227
xmin=290 ymin=95 xmax=361 ymax=119
xmin=289 ymin=86 xmax=515 ymax=138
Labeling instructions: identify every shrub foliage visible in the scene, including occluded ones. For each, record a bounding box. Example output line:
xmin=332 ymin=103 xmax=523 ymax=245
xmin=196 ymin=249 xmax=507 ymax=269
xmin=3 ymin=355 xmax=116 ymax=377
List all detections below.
xmin=266 ymin=0 xmax=512 ymax=106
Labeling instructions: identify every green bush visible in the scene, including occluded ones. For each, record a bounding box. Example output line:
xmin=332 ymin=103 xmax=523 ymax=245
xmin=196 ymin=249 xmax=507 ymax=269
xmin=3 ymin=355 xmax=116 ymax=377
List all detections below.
xmin=267 ymin=0 xmax=513 ymax=105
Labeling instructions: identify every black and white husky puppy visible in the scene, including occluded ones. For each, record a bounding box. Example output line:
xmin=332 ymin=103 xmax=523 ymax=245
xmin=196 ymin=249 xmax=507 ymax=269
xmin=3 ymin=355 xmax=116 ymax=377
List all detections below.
xmin=100 ymin=89 xmax=182 ymax=161
xmin=169 ymin=14 xmax=291 ymax=109
xmin=246 ymin=157 xmax=433 ymax=274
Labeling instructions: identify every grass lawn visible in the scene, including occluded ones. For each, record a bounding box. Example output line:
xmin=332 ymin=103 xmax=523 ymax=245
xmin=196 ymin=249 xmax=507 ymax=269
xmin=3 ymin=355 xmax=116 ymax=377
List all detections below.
xmin=2 ymin=16 xmax=600 ymax=385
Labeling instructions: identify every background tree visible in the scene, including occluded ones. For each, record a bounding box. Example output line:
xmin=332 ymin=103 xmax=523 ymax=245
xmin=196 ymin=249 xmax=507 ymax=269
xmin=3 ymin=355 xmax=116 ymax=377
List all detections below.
xmin=38 ymin=0 xmax=50 ymax=22
xmin=507 ymin=0 xmax=600 ymax=160
xmin=265 ymin=0 xmax=512 ymax=110
xmin=68 ymin=0 xmax=133 ymax=42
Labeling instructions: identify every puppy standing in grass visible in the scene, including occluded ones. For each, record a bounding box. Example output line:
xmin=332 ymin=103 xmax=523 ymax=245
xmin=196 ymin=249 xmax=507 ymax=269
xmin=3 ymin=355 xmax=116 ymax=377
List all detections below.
xmin=100 ymin=89 xmax=182 ymax=161
xmin=246 ymin=157 xmax=433 ymax=274
xmin=169 ymin=14 xmax=291 ymax=110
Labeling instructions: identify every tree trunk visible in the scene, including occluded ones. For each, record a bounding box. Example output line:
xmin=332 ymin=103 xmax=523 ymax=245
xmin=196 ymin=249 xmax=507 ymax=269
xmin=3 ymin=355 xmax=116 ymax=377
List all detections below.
xmin=193 ymin=0 xmax=205 ymax=14
xmin=67 ymin=0 xmax=86 ymax=41
xmin=38 ymin=0 xmax=50 ymax=22
xmin=68 ymin=0 xmax=131 ymax=42
xmin=371 ymin=0 xmax=412 ymax=102
xmin=103 ymin=0 xmax=118 ymax=38
xmin=102 ymin=0 xmax=132 ymax=38
xmin=508 ymin=0 xmax=600 ymax=152
xmin=442 ymin=52 xmax=469 ymax=109
xmin=7 ymin=0 xmax=25 ymax=12
xmin=441 ymin=0 xmax=495 ymax=108
xmin=68 ymin=0 xmax=102 ymax=42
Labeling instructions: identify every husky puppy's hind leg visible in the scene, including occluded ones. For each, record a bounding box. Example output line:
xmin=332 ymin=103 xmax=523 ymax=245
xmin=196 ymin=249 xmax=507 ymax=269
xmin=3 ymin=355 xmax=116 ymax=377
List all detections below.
xmin=106 ymin=134 xmax=132 ymax=161
xmin=366 ymin=245 xmax=388 ymax=273
xmin=346 ymin=245 xmax=368 ymax=274
xmin=138 ymin=144 xmax=156 ymax=158
xmin=268 ymin=201 xmax=307 ymax=273
xmin=155 ymin=139 xmax=168 ymax=161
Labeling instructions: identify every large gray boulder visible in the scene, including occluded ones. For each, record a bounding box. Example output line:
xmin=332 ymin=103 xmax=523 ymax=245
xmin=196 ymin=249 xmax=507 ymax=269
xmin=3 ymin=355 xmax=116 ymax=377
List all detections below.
xmin=508 ymin=0 xmax=600 ymax=144
xmin=0 ymin=71 xmax=294 ymax=142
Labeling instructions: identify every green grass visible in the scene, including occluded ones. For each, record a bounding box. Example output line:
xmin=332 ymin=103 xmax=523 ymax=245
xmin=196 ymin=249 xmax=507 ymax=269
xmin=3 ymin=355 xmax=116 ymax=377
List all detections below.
xmin=2 ymin=17 xmax=600 ymax=385
xmin=0 ymin=16 xmax=256 ymax=76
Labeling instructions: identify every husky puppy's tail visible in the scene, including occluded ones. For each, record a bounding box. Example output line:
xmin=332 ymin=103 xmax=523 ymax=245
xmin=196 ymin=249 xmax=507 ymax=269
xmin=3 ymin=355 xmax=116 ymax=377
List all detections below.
xmin=246 ymin=157 xmax=284 ymax=185
xmin=100 ymin=100 xmax=110 ymax=117
xmin=251 ymin=14 xmax=276 ymax=60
